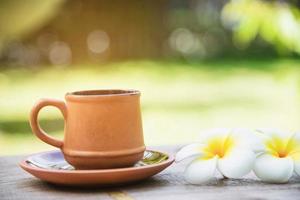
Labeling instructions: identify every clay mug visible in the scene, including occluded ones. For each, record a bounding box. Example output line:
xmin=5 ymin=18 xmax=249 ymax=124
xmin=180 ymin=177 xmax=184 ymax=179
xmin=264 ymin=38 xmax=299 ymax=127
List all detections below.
xmin=30 ymin=89 xmax=145 ymax=169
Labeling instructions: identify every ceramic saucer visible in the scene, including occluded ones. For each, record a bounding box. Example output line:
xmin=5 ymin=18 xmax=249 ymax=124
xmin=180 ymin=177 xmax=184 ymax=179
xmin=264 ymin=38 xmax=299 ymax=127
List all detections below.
xmin=20 ymin=149 xmax=174 ymax=186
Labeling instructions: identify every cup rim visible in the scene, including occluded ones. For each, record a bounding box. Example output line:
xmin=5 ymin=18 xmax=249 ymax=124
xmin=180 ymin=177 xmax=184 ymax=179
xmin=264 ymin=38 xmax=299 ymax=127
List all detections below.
xmin=66 ymin=89 xmax=140 ymax=98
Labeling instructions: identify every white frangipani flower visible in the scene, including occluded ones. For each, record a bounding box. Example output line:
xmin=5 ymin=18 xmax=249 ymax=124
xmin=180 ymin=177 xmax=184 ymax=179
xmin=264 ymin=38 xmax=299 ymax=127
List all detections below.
xmin=176 ymin=128 xmax=256 ymax=184
xmin=253 ymin=129 xmax=300 ymax=183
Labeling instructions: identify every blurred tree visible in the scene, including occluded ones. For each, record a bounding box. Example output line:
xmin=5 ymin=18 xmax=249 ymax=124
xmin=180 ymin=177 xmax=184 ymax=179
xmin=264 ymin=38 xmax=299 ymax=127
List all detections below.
xmin=0 ymin=0 xmax=64 ymax=53
xmin=222 ymin=0 xmax=300 ymax=55
xmin=0 ymin=0 xmax=300 ymax=66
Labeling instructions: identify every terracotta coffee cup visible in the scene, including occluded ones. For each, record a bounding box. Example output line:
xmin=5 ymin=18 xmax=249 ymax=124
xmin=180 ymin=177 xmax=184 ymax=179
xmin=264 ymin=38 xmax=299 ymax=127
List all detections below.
xmin=30 ymin=89 xmax=145 ymax=169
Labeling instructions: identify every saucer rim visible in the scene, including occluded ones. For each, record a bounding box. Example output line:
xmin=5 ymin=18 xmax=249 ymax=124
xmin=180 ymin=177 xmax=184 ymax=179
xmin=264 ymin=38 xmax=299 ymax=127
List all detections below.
xmin=19 ymin=149 xmax=174 ymax=174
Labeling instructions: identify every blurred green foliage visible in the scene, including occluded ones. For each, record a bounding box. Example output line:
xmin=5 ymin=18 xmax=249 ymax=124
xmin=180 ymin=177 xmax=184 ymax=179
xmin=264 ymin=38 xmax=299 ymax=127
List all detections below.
xmin=1 ymin=59 xmax=300 ymax=155
xmin=222 ymin=0 xmax=300 ymax=54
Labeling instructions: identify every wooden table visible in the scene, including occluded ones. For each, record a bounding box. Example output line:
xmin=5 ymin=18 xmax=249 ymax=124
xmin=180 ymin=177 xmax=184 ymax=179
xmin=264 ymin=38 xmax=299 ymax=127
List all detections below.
xmin=1 ymin=145 xmax=300 ymax=200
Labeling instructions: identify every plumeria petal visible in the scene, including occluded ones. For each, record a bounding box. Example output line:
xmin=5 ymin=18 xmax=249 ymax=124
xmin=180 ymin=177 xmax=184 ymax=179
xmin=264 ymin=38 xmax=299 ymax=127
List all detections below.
xmin=253 ymin=153 xmax=294 ymax=183
xmin=290 ymin=151 xmax=300 ymax=176
xmin=231 ymin=128 xmax=265 ymax=153
xmin=184 ymin=156 xmax=218 ymax=184
xmin=288 ymin=132 xmax=300 ymax=154
xmin=198 ymin=128 xmax=231 ymax=143
xmin=291 ymin=131 xmax=300 ymax=143
xmin=256 ymin=128 xmax=291 ymax=139
xmin=217 ymin=148 xmax=255 ymax=178
xmin=289 ymin=132 xmax=300 ymax=176
xmin=295 ymin=161 xmax=300 ymax=176
xmin=255 ymin=129 xmax=289 ymax=145
xmin=255 ymin=129 xmax=294 ymax=156
xmin=175 ymin=143 xmax=204 ymax=162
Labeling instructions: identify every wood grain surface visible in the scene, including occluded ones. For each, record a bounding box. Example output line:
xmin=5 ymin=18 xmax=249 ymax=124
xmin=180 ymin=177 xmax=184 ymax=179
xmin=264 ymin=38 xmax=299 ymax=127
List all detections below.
xmin=1 ymin=146 xmax=300 ymax=200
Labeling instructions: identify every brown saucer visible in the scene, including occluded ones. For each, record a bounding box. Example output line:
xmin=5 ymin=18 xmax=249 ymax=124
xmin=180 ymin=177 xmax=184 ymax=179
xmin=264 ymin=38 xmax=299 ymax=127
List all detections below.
xmin=20 ymin=149 xmax=174 ymax=186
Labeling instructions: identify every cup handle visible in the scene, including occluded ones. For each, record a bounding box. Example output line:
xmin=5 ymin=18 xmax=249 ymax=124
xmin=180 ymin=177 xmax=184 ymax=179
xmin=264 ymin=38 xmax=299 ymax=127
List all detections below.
xmin=30 ymin=99 xmax=67 ymax=148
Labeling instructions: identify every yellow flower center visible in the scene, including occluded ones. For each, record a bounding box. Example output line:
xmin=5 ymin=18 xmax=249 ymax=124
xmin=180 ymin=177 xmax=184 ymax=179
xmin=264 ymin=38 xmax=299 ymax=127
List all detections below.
xmin=202 ymin=136 xmax=235 ymax=159
xmin=265 ymin=136 xmax=299 ymax=158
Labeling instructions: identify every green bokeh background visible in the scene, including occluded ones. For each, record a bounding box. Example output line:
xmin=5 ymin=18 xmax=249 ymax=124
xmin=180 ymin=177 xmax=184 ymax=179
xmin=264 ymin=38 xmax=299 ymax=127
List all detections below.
xmin=1 ymin=59 xmax=300 ymax=155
